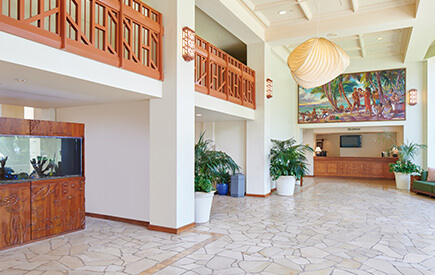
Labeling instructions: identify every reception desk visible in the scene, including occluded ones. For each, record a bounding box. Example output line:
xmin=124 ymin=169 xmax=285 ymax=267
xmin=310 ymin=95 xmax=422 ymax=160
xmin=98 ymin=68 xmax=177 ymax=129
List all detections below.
xmin=314 ymin=157 xmax=398 ymax=179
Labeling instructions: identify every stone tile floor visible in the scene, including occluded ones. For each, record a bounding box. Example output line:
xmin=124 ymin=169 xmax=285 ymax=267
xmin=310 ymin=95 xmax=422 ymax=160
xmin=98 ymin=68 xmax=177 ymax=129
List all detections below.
xmin=1 ymin=177 xmax=434 ymax=274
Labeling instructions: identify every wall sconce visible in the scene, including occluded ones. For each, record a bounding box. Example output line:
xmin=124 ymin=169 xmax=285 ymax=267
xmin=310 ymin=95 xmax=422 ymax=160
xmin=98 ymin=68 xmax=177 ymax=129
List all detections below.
xmin=266 ymin=78 xmax=273 ymax=99
xmin=182 ymin=27 xmax=195 ymax=62
xmin=409 ymin=89 xmax=418 ymax=106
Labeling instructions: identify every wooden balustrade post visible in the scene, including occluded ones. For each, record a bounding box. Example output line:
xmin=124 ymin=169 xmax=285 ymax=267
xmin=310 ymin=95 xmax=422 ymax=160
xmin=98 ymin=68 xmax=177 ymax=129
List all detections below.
xmin=18 ymin=0 xmax=24 ymax=21
xmin=90 ymin=0 xmax=95 ymax=46
xmin=158 ymin=19 xmax=164 ymax=80
xmin=225 ymin=55 xmax=229 ymax=101
xmin=205 ymin=40 xmax=210 ymax=94
xmin=60 ymin=0 xmax=67 ymax=49
xmin=118 ymin=0 xmax=124 ymax=68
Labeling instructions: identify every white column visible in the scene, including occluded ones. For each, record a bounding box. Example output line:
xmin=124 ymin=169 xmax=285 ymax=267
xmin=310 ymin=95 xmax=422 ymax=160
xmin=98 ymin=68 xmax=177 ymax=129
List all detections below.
xmin=427 ymin=58 xmax=435 ymax=168
xmin=246 ymin=42 xmax=271 ymax=195
xmin=148 ymin=0 xmax=195 ymax=230
xmin=34 ymin=108 xmax=56 ymax=121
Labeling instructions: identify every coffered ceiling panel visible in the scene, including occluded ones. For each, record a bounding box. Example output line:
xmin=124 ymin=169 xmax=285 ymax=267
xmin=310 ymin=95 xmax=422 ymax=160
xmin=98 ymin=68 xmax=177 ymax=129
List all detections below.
xmin=242 ymin=0 xmax=416 ymax=27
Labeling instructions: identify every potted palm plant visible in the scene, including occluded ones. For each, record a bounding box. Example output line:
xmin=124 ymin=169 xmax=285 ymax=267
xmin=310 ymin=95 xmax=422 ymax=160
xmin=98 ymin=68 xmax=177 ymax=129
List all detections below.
xmin=270 ymin=138 xmax=313 ymax=196
xmin=389 ymin=141 xmax=426 ymax=190
xmin=215 ymin=169 xmax=231 ymax=195
xmin=195 ymin=132 xmax=239 ymax=223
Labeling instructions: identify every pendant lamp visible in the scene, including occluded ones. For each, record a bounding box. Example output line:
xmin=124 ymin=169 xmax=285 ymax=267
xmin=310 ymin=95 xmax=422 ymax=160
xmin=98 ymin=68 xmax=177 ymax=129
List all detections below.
xmin=288 ymin=37 xmax=350 ymax=89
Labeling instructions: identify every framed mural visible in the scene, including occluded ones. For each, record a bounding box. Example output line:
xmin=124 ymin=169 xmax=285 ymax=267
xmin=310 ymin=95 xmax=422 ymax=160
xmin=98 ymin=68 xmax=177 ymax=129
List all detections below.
xmin=298 ymin=68 xmax=406 ymax=124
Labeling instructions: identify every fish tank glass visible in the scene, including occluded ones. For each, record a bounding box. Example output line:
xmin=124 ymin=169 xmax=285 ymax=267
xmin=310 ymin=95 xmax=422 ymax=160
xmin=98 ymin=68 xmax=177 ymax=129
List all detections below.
xmin=0 ymin=135 xmax=82 ymax=182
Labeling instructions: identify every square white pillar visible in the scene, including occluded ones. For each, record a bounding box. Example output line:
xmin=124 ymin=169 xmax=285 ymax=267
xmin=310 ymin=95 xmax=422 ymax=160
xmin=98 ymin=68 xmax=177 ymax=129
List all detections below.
xmin=246 ymin=42 xmax=272 ymax=196
xmin=148 ymin=0 xmax=196 ymax=231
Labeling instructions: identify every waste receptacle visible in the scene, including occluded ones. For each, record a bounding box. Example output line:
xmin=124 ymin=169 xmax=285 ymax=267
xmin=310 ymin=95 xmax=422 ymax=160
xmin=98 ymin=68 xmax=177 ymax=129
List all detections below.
xmin=231 ymin=173 xmax=245 ymax=197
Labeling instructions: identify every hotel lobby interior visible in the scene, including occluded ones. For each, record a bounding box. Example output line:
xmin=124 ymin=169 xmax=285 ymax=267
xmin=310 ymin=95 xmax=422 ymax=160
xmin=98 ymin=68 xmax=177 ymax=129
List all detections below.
xmin=0 ymin=0 xmax=434 ymax=274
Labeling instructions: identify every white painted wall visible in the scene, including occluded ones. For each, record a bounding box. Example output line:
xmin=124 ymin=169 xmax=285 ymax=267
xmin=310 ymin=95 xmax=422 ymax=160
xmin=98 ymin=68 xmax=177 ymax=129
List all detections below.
xmin=195 ymin=121 xmax=246 ymax=174
xmin=316 ymin=133 xmax=397 ymax=158
xmin=34 ymin=108 xmax=56 ymax=121
xmin=56 ymin=101 xmax=150 ymax=221
xmin=427 ymin=58 xmax=435 ymax=168
xmin=0 ymin=104 xmax=24 ymax=119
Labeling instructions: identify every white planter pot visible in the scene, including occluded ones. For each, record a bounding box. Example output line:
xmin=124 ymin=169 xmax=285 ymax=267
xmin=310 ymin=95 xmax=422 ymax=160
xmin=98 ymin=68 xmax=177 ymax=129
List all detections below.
xmin=195 ymin=191 xmax=214 ymax=223
xmin=276 ymin=176 xmax=296 ymax=196
xmin=394 ymin=172 xmax=411 ymax=190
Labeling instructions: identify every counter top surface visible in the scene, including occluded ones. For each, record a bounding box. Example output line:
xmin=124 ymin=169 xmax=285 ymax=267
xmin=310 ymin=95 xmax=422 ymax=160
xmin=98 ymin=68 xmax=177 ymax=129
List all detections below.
xmin=0 ymin=175 xmax=84 ymax=185
xmin=314 ymin=156 xmax=398 ymax=161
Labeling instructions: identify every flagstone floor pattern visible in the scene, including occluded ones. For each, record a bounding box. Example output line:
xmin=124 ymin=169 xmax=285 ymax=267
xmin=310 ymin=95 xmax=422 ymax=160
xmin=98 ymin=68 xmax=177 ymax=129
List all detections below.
xmin=0 ymin=177 xmax=434 ymax=274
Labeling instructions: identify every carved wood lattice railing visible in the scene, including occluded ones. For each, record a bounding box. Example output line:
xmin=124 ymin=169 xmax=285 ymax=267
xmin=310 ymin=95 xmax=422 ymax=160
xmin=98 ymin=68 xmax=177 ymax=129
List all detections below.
xmin=0 ymin=0 xmax=163 ymax=80
xmin=195 ymin=35 xmax=256 ymax=109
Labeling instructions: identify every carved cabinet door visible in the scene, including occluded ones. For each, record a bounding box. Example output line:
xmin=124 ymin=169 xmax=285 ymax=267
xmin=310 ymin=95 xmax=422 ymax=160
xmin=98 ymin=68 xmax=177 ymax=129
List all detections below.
xmin=0 ymin=182 xmax=31 ymax=249
xmin=30 ymin=180 xmax=63 ymax=240
xmin=61 ymin=178 xmax=85 ymax=232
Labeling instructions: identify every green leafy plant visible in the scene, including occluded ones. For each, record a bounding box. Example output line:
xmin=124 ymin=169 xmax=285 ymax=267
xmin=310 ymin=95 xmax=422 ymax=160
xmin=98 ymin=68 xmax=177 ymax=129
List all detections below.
xmin=389 ymin=160 xmax=423 ymax=174
xmin=270 ymin=138 xmax=313 ymax=181
xmin=375 ymin=133 xmax=426 ymax=175
xmin=215 ymin=168 xmax=231 ymax=184
xmin=195 ymin=132 xmax=240 ymax=192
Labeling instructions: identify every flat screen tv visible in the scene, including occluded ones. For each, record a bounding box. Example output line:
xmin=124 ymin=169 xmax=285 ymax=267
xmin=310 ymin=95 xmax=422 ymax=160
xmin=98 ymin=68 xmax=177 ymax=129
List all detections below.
xmin=340 ymin=135 xmax=361 ymax=148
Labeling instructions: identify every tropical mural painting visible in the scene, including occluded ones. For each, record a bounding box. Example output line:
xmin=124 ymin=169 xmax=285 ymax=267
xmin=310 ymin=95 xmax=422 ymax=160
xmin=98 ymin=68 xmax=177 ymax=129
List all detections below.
xmin=298 ymin=68 xmax=406 ymax=124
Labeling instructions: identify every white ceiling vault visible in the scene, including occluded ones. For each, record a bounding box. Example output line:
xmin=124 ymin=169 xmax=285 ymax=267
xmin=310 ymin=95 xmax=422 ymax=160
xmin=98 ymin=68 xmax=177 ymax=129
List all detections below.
xmin=196 ymin=0 xmax=435 ymax=65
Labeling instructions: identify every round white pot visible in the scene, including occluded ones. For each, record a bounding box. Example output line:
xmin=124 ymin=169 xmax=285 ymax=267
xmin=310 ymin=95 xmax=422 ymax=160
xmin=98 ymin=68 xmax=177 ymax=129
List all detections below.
xmin=276 ymin=176 xmax=296 ymax=196
xmin=394 ymin=172 xmax=411 ymax=190
xmin=195 ymin=191 xmax=214 ymax=223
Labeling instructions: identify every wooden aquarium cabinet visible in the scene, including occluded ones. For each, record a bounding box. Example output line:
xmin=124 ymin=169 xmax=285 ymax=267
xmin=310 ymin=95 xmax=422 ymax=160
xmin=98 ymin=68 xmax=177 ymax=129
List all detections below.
xmin=0 ymin=117 xmax=85 ymax=250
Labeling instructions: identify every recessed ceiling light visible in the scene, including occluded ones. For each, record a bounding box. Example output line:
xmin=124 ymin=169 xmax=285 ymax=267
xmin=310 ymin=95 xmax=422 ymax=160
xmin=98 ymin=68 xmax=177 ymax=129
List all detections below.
xmin=196 ymin=114 xmax=202 ymax=117
xmin=278 ymin=10 xmax=287 ymax=15
xmin=377 ymin=37 xmax=384 ymax=41
xmin=15 ymin=78 xmax=26 ymax=82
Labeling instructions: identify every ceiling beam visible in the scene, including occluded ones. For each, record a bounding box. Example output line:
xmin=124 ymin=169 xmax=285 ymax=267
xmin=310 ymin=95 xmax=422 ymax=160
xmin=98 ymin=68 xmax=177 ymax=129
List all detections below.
xmin=297 ymin=0 xmax=313 ymax=21
xmin=403 ymin=0 xmax=435 ymax=62
xmin=351 ymin=0 xmax=359 ymax=13
xmin=358 ymin=35 xmax=366 ymax=58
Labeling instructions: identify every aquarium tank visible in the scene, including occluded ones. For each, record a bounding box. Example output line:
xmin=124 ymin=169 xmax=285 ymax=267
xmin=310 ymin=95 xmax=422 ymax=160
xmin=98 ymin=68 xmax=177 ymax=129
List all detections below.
xmin=0 ymin=135 xmax=82 ymax=182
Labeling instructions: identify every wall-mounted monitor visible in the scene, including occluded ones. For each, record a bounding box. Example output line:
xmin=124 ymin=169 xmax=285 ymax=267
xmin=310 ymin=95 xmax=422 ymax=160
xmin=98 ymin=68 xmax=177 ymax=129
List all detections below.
xmin=340 ymin=135 xmax=361 ymax=148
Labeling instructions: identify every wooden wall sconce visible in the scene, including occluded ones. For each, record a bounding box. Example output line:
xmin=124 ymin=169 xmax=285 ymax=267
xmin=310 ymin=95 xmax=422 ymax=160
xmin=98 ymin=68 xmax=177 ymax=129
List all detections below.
xmin=266 ymin=78 xmax=273 ymax=99
xmin=409 ymin=89 xmax=418 ymax=106
xmin=182 ymin=27 xmax=195 ymax=62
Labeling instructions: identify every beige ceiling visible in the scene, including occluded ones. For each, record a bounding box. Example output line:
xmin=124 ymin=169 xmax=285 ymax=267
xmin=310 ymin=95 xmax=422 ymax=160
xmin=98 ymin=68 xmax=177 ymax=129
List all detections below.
xmin=197 ymin=0 xmax=435 ymax=65
xmin=285 ymin=28 xmax=412 ymax=60
xmin=243 ymin=0 xmax=415 ymax=27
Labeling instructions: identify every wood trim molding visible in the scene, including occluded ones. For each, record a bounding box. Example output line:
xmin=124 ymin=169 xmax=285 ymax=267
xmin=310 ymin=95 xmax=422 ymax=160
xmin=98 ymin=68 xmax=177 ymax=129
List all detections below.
xmin=148 ymin=222 xmax=196 ymax=234
xmin=271 ymin=188 xmax=277 ymax=192
xmin=86 ymin=213 xmax=150 ymax=227
xmin=246 ymin=192 xmax=271 ymax=198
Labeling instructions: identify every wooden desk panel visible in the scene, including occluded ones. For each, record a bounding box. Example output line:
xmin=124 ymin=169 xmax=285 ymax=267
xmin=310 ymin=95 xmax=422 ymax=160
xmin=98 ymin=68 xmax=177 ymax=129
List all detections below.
xmin=314 ymin=157 xmax=397 ymax=179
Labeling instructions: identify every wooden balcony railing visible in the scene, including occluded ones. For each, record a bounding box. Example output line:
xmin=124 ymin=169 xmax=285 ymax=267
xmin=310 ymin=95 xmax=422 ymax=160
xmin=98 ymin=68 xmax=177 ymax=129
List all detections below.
xmin=195 ymin=36 xmax=255 ymax=109
xmin=0 ymin=0 xmax=163 ymax=80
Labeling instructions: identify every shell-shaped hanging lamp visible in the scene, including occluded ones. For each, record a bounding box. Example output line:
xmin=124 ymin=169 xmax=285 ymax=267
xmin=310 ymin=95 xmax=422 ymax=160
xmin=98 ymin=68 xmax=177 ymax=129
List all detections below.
xmin=287 ymin=37 xmax=350 ymax=89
